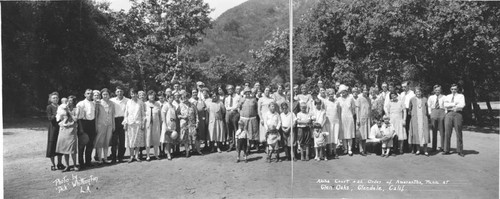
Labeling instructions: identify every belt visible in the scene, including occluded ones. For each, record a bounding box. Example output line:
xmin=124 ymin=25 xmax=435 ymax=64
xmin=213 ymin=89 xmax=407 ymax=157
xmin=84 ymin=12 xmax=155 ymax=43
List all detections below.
xmin=447 ymin=110 xmax=463 ymax=113
xmin=240 ymin=116 xmax=257 ymax=120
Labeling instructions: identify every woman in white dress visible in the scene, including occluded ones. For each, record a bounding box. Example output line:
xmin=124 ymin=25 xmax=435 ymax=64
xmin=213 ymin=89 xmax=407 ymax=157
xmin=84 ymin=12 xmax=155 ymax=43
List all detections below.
xmin=324 ymin=88 xmax=341 ymax=159
xmin=207 ymin=89 xmax=226 ymax=153
xmin=337 ymin=85 xmax=356 ymax=156
xmin=123 ymin=88 xmax=145 ymax=163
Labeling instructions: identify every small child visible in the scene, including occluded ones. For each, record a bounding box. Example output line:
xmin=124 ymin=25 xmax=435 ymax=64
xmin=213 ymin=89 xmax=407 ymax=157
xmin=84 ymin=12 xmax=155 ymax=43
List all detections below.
xmin=311 ymin=99 xmax=328 ymax=160
xmin=60 ymin=97 xmax=68 ymax=105
xmin=313 ymin=123 xmax=327 ymax=161
xmin=296 ymin=102 xmax=312 ymax=161
xmin=280 ymin=102 xmax=296 ymax=161
xmin=235 ymin=120 xmax=248 ymax=163
xmin=380 ymin=116 xmax=395 ymax=157
xmin=265 ymin=102 xmax=281 ymax=163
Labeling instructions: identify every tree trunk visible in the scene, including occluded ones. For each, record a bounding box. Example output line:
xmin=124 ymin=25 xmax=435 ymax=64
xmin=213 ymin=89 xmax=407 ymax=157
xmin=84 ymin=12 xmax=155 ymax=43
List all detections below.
xmin=486 ymin=99 xmax=493 ymax=118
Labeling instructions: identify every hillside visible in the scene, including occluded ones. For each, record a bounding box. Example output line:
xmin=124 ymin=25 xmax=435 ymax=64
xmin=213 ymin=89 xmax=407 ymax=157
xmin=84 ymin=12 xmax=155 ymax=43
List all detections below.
xmin=192 ymin=0 xmax=319 ymax=63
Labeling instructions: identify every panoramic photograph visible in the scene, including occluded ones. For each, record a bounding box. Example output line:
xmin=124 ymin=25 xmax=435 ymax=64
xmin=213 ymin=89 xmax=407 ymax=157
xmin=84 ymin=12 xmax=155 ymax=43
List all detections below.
xmin=2 ymin=0 xmax=499 ymax=198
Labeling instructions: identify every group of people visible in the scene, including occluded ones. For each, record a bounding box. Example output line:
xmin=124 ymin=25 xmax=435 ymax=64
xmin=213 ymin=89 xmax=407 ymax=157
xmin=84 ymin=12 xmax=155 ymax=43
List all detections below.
xmin=46 ymin=80 xmax=466 ymax=172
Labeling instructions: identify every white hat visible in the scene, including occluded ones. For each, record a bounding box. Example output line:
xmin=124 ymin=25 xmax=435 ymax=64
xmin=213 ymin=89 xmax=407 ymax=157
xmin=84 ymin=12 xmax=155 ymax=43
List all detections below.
xmin=338 ymin=84 xmax=348 ymax=93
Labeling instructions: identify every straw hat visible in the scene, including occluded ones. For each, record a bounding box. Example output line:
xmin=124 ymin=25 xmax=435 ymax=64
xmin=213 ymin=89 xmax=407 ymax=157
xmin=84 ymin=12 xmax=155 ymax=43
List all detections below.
xmin=338 ymin=84 xmax=348 ymax=93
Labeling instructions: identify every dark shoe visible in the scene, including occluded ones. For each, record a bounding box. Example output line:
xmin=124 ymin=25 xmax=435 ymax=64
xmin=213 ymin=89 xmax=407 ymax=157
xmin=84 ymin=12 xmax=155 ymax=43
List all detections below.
xmin=111 ymin=159 xmax=117 ymax=164
xmin=459 ymin=153 xmax=465 ymax=157
xmin=62 ymin=167 xmax=71 ymax=172
xmin=236 ymin=159 xmax=240 ymax=163
xmin=442 ymin=151 xmax=450 ymax=155
xmin=57 ymin=164 xmax=65 ymax=170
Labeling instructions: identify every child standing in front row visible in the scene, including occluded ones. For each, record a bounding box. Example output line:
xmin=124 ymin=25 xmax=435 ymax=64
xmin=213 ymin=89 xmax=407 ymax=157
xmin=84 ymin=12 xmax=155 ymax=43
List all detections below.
xmin=235 ymin=120 xmax=248 ymax=163
xmin=313 ymin=123 xmax=327 ymax=161
xmin=265 ymin=102 xmax=282 ymax=162
xmin=296 ymin=102 xmax=312 ymax=161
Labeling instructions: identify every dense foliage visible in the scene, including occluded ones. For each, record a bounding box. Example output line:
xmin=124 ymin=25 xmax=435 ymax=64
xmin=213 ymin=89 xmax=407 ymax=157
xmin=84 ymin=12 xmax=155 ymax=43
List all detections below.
xmin=3 ymin=0 xmax=498 ymax=124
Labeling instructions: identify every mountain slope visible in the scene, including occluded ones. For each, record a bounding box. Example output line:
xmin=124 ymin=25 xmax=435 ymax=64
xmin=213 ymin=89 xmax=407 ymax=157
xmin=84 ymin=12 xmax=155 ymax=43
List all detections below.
xmin=193 ymin=0 xmax=319 ymax=63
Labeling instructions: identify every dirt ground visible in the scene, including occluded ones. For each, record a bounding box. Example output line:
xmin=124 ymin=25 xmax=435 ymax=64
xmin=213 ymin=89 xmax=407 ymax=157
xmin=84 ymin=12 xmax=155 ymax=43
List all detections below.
xmin=3 ymin=118 xmax=499 ymax=199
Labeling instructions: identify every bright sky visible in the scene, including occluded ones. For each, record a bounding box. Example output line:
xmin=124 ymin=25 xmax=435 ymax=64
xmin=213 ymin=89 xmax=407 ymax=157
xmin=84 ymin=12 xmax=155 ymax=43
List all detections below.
xmin=99 ymin=0 xmax=248 ymax=19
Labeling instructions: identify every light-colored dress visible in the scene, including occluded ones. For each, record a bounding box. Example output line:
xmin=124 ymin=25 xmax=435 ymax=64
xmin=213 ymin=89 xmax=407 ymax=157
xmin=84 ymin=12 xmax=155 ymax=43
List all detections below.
xmin=56 ymin=115 xmax=77 ymax=154
xmin=324 ymin=100 xmax=341 ymax=144
xmin=356 ymin=96 xmax=371 ymax=140
xmin=145 ymin=101 xmax=161 ymax=147
xmin=207 ymin=100 xmax=226 ymax=142
xmin=409 ymin=97 xmax=430 ymax=145
xmin=387 ymin=100 xmax=406 ymax=140
xmin=124 ymin=99 xmax=145 ymax=148
xmin=95 ymin=100 xmax=115 ymax=148
xmin=160 ymin=103 xmax=177 ymax=144
xmin=338 ymin=97 xmax=355 ymax=139
xmin=258 ymin=96 xmax=275 ymax=142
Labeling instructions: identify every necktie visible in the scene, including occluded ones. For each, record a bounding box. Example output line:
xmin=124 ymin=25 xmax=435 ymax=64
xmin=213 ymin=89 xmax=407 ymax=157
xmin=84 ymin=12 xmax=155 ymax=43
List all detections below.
xmin=150 ymin=106 xmax=153 ymax=125
xmin=452 ymin=94 xmax=455 ymax=103
xmin=435 ymin=95 xmax=439 ymax=109
xmin=229 ymin=95 xmax=233 ymax=107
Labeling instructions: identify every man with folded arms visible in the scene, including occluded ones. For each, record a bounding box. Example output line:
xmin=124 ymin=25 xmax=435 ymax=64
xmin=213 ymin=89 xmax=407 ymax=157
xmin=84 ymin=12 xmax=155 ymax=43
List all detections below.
xmin=443 ymin=84 xmax=466 ymax=157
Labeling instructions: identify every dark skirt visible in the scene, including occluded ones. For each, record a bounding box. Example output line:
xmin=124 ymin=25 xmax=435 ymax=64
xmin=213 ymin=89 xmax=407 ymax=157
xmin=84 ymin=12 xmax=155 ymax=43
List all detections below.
xmin=46 ymin=119 xmax=60 ymax=157
xmin=197 ymin=110 xmax=208 ymax=141
xmin=297 ymin=126 xmax=312 ymax=147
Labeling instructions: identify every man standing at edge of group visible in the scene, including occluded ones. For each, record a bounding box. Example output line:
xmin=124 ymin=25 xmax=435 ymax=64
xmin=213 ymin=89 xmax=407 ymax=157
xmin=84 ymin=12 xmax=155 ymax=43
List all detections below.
xmin=225 ymin=85 xmax=241 ymax=152
xmin=76 ymin=89 xmax=96 ymax=169
xmin=399 ymin=81 xmax=415 ymax=152
xmin=443 ymin=84 xmax=466 ymax=157
xmin=427 ymin=85 xmax=446 ymax=152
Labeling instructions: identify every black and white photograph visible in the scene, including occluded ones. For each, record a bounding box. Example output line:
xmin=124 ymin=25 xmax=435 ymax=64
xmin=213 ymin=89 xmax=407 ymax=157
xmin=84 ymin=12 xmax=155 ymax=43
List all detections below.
xmin=2 ymin=0 xmax=499 ymax=198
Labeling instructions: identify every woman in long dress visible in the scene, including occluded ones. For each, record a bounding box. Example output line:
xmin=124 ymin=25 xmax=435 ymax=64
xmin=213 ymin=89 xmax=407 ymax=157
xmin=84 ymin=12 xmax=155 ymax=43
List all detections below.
xmin=387 ymin=91 xmax=407 ymax=155
xmin=324 ymin=88 xmax=341 ymax=159
xmin=145 ymin=90 xmax=162 ymax=161
xmin=337 ymin=85 xmax=356 ymax=156
xmin=46 ymin=92 xmax=63 ymax=171
xmin=207 ymin=89 xmax=226 ymax=153
xmin=160 ymin=94 xmax=177 ymax=160
xmin=408 ymin=87 xmax=430 ymax=156
xmin=95 ymin=89 xmax=115 ymax=164
xmin=258 ymin=86 xmax=275 ymax=151
xmin=56 ymin=103 xmax=78 ymax=172
xmin=123 ymin=88 xmax=145 ymax=163
xmin=356 ymin=86 xmax=372 ymax=156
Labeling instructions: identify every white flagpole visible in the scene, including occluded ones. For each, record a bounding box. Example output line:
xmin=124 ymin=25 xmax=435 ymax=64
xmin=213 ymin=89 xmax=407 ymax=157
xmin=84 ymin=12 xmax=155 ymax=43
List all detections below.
xmin=289 ymin=0 xmax=294 ymax=195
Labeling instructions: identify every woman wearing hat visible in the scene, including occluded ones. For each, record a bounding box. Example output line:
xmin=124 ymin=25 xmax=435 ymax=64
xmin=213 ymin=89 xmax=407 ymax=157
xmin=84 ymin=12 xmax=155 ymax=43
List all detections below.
xmin=239 ymin=87 xmax=259 ymax=153
xmin=337 ymin=85 xmax=356 ymax=156
xmin=207 ymin=89 xmax=226 ymax=153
